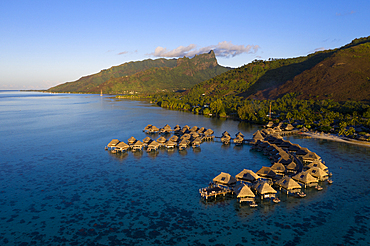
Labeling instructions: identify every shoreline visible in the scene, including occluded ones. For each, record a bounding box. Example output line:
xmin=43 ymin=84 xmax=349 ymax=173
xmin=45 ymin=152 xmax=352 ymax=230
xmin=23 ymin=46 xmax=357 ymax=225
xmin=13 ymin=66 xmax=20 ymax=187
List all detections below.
xmin=300 ymin=132 xmax=370 ymax=148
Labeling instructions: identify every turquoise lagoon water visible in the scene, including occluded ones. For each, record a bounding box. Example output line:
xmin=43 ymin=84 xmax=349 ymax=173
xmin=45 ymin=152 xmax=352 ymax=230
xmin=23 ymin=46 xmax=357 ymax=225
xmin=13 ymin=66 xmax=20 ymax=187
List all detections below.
xmin=0 ymin=91 xmax=369 ymax=245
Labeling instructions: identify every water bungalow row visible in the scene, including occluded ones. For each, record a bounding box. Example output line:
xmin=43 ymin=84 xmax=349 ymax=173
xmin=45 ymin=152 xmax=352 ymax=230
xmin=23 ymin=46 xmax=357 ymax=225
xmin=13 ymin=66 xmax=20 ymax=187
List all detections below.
xmin=143 ymin=124 xmax=215 ymax=141
xmin=200 ymin=129 xmax=332 ymax=208
xmin=105 ymin=124 xmax=216 ymax=153
xmin=250 ymin=129 xmax=332 ymax=185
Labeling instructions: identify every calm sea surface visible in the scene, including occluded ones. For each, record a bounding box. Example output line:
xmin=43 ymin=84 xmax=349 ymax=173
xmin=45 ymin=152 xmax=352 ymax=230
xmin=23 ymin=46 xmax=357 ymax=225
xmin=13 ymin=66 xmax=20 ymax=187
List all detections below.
xmin=1 ymin=91 xmax=369 ymax=245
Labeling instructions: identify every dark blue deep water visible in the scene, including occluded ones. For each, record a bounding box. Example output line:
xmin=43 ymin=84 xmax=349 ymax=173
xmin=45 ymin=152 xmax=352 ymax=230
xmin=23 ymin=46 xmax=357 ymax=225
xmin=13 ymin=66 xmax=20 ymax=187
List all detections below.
xmin=1 ymin=91 xmax=369 ymax=245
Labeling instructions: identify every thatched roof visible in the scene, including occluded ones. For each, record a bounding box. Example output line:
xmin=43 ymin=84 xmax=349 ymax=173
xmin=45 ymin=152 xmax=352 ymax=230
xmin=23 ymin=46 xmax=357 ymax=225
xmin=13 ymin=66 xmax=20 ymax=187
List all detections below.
xmin=286 ymin=161 xmax=299 ymax=171
xmin=142 ymin=136 xmax=152 ymax=143
xmin=285 ymin=124 xmax=294 ymax=131
xmin=256 ymin=166 xmax=277 ymax=178
xmin=279 ymin=140 xmax=292 ymax=148
xmin=288 ymin=143 xmax=302 ymax=152
xmin=236 ymin=132 xmax=244 ymax=138
xmin=192 ymin=137 xmax=202 ymax=145
xmin=234 ymin=184 xmax=255 ymax=198
xmin=266 ymin=121 xmax=274 ymax=128
xmin=292 ymin=171 xmax=318 ymax=184
xmin=127 ymin=137 xmax=136 ymax=144
xmin=276 ymin=176 xmax=301 ymax=190
xmin=235 ymin=169 xmax=260 ymax=182
xmin=190 ymin=132 xmax=200 ymax=138
xmin=307 ymin=161 xmax=328 ymax=172
xmin=116 ymin=141 xmax=129 ymax=149
xmin=144 ymin=124 xmax=153 ymax=130
xmin=133 ymin=140 xmax=143 ymax=147
xmin=180 ymin=133 xmax=191 ymax=140
xmin=148 ymin=141 xmax=160 ymax=147
xmin=178 ymin=139 xmax=190 ymax=146
xmin=272 ymin=126 xmax=282 ymax=132
xmin=233 ymin=136 xmax=244 ymax=144
xmin=302 ymin=152 xmax=321 ymax=162
xmin=204 ymin=129 xmax=214 ymax=136
xmin=197 ymin=127 xmax=206 ymax=134
xmin=190 ymin=126 xmax=198 ymax=132
xmin=163 ymin=124 xmax=172 ymax=130
xmin=213 ymin=172 xmax=237 ymax=185
xmin=253 ymin=181 xmax=277 ymax=195
xmin=183 ymin=125 xmax=190 ymax=130
xmin=165 ymin=140 xmax=177 ymax=147
xmin=222 ymin=131 xmax=230 ymax=137
xmin=107 ymin=139 xmax=120 ymax=147
xmin=252 ymin=130 xmax=265 ymax=141
xmin=270 ymin=162 xmax=286 ymax=173
xmin=174 ymin=124 xmax=181 ymax=130
xmin=296 ymin=147 xmax=309 ymax=156
xmin=307 ymin=167 xmax=328 ymax=180
xmin=156 ymin=136 xmax=167 ymax=143
xmin=169 ymin=135 xmax=179 ymax=142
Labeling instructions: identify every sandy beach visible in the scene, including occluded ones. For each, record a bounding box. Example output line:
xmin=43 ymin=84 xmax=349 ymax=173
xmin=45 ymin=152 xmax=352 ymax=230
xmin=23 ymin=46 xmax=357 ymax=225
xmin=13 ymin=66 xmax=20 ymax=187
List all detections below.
xmin=300 ymin=131 xmax=370 ymax=148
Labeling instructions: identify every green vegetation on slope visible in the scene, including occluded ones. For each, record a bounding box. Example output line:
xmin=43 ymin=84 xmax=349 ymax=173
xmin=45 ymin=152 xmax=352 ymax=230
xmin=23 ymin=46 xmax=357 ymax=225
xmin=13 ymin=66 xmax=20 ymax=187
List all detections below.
xmin=152 ymin=36 xmax=370 ymax=136
xmin=48 ymin=51 xmax=231 ymax=94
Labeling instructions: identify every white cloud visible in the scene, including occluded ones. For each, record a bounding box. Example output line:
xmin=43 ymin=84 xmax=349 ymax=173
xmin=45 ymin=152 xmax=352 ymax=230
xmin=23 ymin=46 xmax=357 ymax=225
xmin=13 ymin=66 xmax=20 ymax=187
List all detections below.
xmin=149 ymin=41 xmax=260 ymax=58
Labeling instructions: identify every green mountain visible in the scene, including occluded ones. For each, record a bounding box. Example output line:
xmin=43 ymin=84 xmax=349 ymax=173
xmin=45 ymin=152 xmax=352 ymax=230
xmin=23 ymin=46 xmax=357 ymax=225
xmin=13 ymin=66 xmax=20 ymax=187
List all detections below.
xmin=182 ymin=36 xmax=370 ymax=102
xmin=47 ymin=51 xmax=231 ymax=94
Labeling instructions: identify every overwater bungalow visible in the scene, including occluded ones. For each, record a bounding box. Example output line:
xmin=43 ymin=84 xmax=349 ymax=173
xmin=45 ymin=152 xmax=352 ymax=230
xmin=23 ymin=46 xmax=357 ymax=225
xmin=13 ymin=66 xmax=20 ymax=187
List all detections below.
xmin=233 ymin=135 xmax=244 ymax=145
xmin=288 ymin=143 xmax=302 ymax=152
xmin=235 ymin=169 xmax=261 ymax=183
xmin=292 ymin=171 xmax=319 ymax=188
xmin=164 ymin=140 xmax=177 ymax=149
xmin=156 ymin=136 xmax=167 ymax=147
xmin=285 ymin=161 xmax=299 ymax=174
xmin=142 ymin=137 xmax=152 ymax=147
xmin=178 ymin=139 xmax=190 ymax=150
xmin=266 ymin=121 xmax=274 ymax=128
xmin=306 ymin=160 xmax=329 ymax=173
xmin=159 ymin=124 xmax=172 ymax=134
xmin=213 ymin=172 xmax=237 ymax=187
xmin=278 ymin=140 xmax=293 ymax=149
xmin=192 ymin=137 xmax=202 ymax=148
xmin=272 ymin=126 xmax=282 ymax=132
xmin=275 ymin=176 xmax=304 ymax=196
xmin=270 ymin=162 xmax=286 ymax=175
xmin=115 ymin=141 xmax=130 ymax=152
xmin=190 ymin=126 xmax=199 ymax=132
xmin=256 ymin=166 xmax=277 ymax=180
xmin=306 ymin=167 xmax=329 ymax=181
xmin=295 ymin=147 xmax=310 ymax=156
xmin=301 ymin=151 xmax=321 ymax=163
xmin=132 ymin=140 xmax=143 ymax=151
xmin=197 ymin=127 xmax=206 ymax=134
xmin=252 ymin=181 xmax=278 ymax=201
xmin=199 ymin=183 xmax=234 ymax=200
xmin=203 ymin=129 xmax=214 ymax=140
xmin=143 ymin=124 xmax=153 ymax=132
xmin=222 ymin=131 xmax=230 ymax=137
xmin=251 ymin=130 xmax=265 ymax=144
xmin=107 ymin=139 xmax=120 ymax=150
xmin=127 ymin=136 xmax=137 ymax=146
xmin=221 ymin=135 xmax=231 ymax=145
xmin=190 ymin=132 xmax=200 ymax=139
xmin=147 ymin=140 xmax=160 ymax=152
xmin=169 ymin=135 xmax=179 ymax=143
xmin=234 ymin=183 xmax=257 ymax=206
xmin=285 ymin=124 xmax=294 ymax=131
xmin=180 ymin=133 xmax=191 ymax=140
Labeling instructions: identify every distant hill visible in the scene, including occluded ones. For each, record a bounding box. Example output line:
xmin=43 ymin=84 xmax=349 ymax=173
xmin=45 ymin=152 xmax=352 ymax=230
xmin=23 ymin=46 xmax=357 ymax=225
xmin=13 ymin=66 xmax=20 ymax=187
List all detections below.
xmin=183 ymin=36 xmax=370 ymax=102
xmin=47 ymin=51 xmax=231 ymax=94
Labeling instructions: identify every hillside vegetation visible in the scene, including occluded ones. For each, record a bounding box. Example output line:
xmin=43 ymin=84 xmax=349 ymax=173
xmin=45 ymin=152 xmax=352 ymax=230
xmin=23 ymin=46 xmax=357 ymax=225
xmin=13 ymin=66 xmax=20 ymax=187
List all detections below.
xmin=47 ymin=51 xmax=230 ymax=94
xmin=153 ymin=36 xmax=370 ymax=137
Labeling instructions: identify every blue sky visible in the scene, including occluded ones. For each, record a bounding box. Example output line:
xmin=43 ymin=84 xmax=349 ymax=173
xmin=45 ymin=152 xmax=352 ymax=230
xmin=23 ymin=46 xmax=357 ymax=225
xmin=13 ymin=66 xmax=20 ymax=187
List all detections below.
xmin=1 ymin=0 xmax=369 ymax=90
